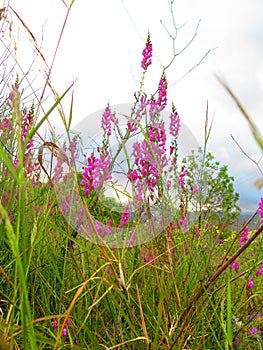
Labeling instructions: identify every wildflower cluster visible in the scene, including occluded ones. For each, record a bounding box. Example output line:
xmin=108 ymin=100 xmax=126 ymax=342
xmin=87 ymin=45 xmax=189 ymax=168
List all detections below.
xmin=0 ymin=85 xmax=41 ymax=187
xmin=169 ymin=107 xmax=180 ymax=137
xmin=130 ymin=114 xmax=168 ymax=202
xmin=51 ymin=318 xmax=70 ymax=338
xmin=80 ymin=152 xmax=112 ymax=197
xmin=101 ymin=105 xmax=118 ymax=137
xmin=238 ymin=227 xmax=249 ymax=247
xmin=231 ymin=260 xmax=240 ymax=273
xmin=156 ymin=73 xmax=167 ymax=109
xmin=75 ymin=35 xmax=191 ymax=246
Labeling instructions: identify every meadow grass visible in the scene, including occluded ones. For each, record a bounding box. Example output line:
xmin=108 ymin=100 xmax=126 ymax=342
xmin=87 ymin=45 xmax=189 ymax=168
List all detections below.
xmin=1 ymin=3 xmax=263 ymax=350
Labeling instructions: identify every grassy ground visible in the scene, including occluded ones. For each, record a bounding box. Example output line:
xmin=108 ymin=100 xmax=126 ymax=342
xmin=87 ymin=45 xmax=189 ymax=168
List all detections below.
xmin=1 ymin=168 xmax=262 ymax=349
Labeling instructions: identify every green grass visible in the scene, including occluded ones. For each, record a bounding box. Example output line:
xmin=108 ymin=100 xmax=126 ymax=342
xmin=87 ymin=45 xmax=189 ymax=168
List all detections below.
xmin=1 ymin=186 xmax=262 ymax=349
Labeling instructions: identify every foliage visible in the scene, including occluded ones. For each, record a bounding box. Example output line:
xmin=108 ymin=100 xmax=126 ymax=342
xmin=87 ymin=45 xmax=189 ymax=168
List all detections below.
xmin=182 ymin=147 xmax=241 ymax=229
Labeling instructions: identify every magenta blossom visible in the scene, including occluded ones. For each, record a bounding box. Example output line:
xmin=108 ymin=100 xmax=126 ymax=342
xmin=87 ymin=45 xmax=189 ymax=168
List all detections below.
xmin=178 ymin=167 xmax=188 ymax=188
xmin=118 ymin=207 xmax=130 ymax=229
xmin=238 ymin=227 xmax=249 ymax=247
xmin=156 ymin=74 xmax=167 ymax=110
xmin=257 ymin=197 xmax=263 ymax=222
xmin=248 ymin=327 xmax=261 ymax=336
xmin=51 ymin=318 xmax=70 ymax=337
xmin=101 ymin=106 xmax=118 ymax=136
xmin=246 ymin=277 xmax=255 ymax=290
xmin=247 ymin=313 xmax=262 ymax=320
xmin=169 ymin=108 xmax=180 ymax=137
xmin=256 ymin=263 xmax=263 ymax=276
xmin=80 ymin=152 xmax=112 ymax=196
xmin=231 ymin=260 xmax=240 ymax=273
xmin=141 ymin=33 xmax=152 ymax=70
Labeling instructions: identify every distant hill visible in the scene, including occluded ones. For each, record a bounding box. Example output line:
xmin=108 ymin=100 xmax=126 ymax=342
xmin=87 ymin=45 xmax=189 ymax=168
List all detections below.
xmin=232 ymin=212 xmax=260 ymax=231
xmin=187 ymin=211 xmax=260 ymax=231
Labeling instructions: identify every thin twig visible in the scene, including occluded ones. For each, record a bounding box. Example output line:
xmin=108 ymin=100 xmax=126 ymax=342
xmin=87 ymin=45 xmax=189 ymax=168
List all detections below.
xmin=230 ymin=134 xmax=263 ymax=175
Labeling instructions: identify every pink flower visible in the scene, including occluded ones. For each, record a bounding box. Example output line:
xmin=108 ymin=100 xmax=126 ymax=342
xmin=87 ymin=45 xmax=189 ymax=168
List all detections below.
xmin=21 ymin=110 xmax=34 ymax=142
xmin=101 ymin=106 xmax=118 ymax=136
xmin=0 ymin=117 xmax=11 ymax=132
xmin=148 ymin=122 xmax=166 ymax=146
xmin=256 ymin=263 xmax=263 ymax=276
xmin=247 ymin=313 xmax=262 ymax=319
xmin=238 ymin=227 xmax=249 ymax=247
xmin=80 ymin=152 xmax=112 ymax=196
xmin=129 ymin=117 xmax=168 ymax=199
xmin=231 ymin=260 xmax=240 ymax=273
xmin=192 ymin=184 xmax=198 ymax=195
xmin=51 ymin=318 xmax=70 ymax=337
xmin=246 ymin=277 xmax=255 ymax=290
xmin=142 ymin=250 xmax=155 ymax=265
xmin=156 ymin=74 xmax=167 ymax=110
xmin=127 ymin=169 xmax=139 ymax=182
xmin=178 ymin=167 xmax=188 ymax=188
xmin=179 ymin=214 xmax=187 ymax=227
xmin=169 ymin=108 xmax=180 ymax=137
xmin=257 ymin=197 xmax=263 ymax=222
xmin=118 ymin=207 xmax=130 ymax=229
xmin=95 ymin=221 xmax=103 ymax=237
xmin=141 ymin=33 xmax=152 ymax=70
xmin=166 ymin=180 xmax=172 ymax=189
xmin=248 ymin=327 xmax=261 ymax=336
xmin=51 ymin=319 xmax=58 ymax=331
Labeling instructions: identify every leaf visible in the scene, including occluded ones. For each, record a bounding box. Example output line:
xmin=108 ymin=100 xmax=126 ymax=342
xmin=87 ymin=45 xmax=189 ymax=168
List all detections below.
xmin=27 ymin=83 xmax=74 ymax=141
xmin=216 ymin=75 xmax=263 ymax=152
xmin=254 ymin=178 xmax=263 ymax=189
xmin=38 ymin=141 xmax=68 ymax=183
xmin=67 ymin=86 xmax=74 ymax=132
xmin=0 ymin=143 xmax=20 ymax=183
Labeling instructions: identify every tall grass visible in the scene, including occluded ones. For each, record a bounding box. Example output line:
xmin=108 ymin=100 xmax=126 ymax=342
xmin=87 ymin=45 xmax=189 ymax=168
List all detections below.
xmin=1 ymin=3 xmax=263 ymax=350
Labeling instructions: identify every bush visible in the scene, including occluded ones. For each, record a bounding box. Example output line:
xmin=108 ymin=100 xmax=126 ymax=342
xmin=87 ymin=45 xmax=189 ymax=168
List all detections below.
xmin=182 ymin=147 xmax=241 ymax=230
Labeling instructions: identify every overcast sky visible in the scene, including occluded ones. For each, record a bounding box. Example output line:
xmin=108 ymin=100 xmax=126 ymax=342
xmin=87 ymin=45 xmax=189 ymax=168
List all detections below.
xmin=8 ymin=0 xmax=263 ymax=212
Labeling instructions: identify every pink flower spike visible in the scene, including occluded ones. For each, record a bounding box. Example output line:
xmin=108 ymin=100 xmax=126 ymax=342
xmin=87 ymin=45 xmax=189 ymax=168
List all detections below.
xmin=238 ymin=227 xmax=249 ymax=247
xmin=178 ymin=167 xmax=187 ymax=188
xmin=156 ymin=74 xmax=167 ymax=110
xmin=169 ymin=108 xmax=180 ymax=137
xmin=248 ymin=327 xmax=261 ymax=336
xmin=101 ymin=106 xmax=118 ymax=136
xmin=118 ymin=207 xmax=130 ymax=229
xmin=257 ymin=197 xmax=263 ymax=222
xmin=246 ymin=277 xmax=255 ymax=290
xmin=80 ymin=152 xmax=112 ymax=197
xmin=141 ymin=33 xmax=152 ymax=70
xmin=231 ymin=260 xmax=240 ymax=273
